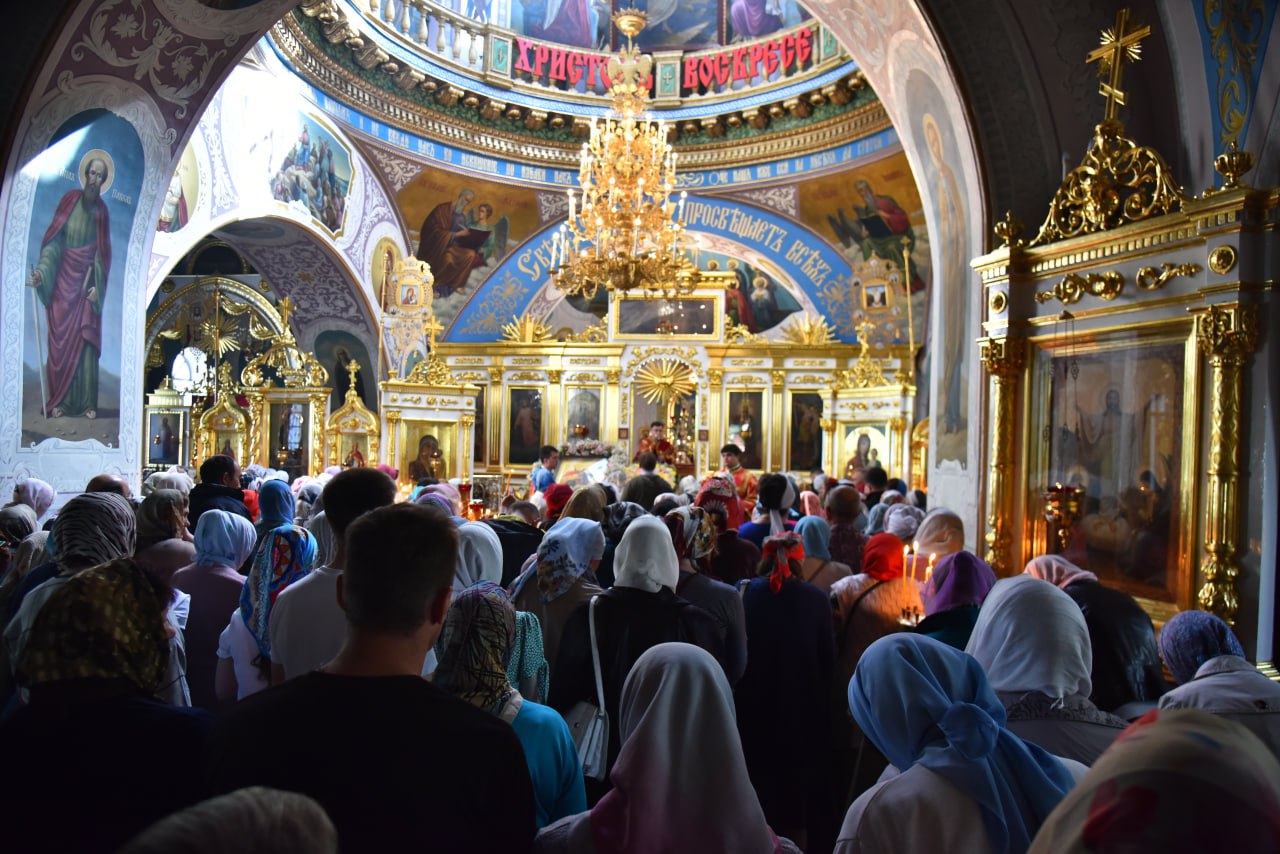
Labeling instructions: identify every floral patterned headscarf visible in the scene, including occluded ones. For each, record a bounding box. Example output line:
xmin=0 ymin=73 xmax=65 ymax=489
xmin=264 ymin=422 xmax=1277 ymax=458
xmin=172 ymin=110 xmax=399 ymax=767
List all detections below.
xmin=434 ymin=581 xmax=518 ymax=715
xmin=694 ymin=475 xmax=746 ymax=531
xmin=525 ymin=517 xmax=605 ymax=603
xmin=240 ymin=526 xmax=317 ymax=658
xmin=17 ymin=558 xmax=170 ymax=694
xmin=663 ymin=505 xmax=716 ymax=563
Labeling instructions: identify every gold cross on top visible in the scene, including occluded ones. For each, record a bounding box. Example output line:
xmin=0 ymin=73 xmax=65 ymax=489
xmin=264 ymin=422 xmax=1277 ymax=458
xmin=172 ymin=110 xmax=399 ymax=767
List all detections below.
xmin=423 ymin=313 xmax=444 ymax=350
xmin=347 ymin=358 xmax=361 ymax=386
xmin=277 ymin=295 xmax=297 ymax=329
xmin=1087 ymin=8 xmax=1151 ymax=125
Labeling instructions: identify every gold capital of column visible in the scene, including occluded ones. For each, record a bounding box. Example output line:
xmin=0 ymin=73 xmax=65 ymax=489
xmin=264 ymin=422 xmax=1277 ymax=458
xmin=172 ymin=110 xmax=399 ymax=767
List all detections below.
xmin=1194 ymin=303 xmax=1258 ymax=623
xmin=979 ymin=337 xmax=1025 ymax=574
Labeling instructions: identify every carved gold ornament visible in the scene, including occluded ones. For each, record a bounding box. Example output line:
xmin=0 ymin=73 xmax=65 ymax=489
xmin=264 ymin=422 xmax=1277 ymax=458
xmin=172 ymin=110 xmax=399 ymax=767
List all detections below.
xmin=988 ymin=291 xmax=1008 ymax=314
xmin=1036 ymin=271 xmax=1125 ymax=305
xmin=1033 ymin=11 xmax=1185 ymax=244
xmin=501 ymin=314 xmax=555 ymax=343
xmin=634 ymin=359 xmax=696 ymax=407
xmin=1213 ymin=140 xmax=1255 ymax=191
xmin=404 ymin=352 xmax=457 ymax=386
xmin=780 ymin=314 xmax=836 ymax=345
xmin=993 ymin=211 xmax=1026 ymax=249
xmin=1208 ymin=245 xmax=1237 ymax=275
xmin=1135 ymin=262 xmax=1201 ymax=290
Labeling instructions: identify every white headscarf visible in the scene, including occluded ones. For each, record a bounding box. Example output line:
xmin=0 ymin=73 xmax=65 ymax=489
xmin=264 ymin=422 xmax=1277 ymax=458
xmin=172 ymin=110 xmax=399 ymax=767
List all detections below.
xmin=915 ymin=508 xmax=965 ymax=557
xmin=193 ymin=509 xmax=257 ymax=569
xmin=12 ymin=477 xmax=56 ymax=520
xmin=305 ymin=511 xmax=337 ymax=568
xmin=1023 ymin=554 xmax=1098 ymax=589
xmin=965 ymin=575 xmax=1093 ymax=707
xmin=589 ymin=643 xmax=777 ymax=853
xmin=613 ymin=515 xmax=679 ymax=593
xmin=883 ymin=503 xmax=926 ymax=542
xmin=455 ymin=521 xmax=503 ymax=590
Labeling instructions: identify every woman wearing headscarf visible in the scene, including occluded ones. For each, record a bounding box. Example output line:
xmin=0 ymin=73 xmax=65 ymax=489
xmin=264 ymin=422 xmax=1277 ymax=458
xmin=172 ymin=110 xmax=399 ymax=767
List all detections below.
xmin=304 ymin=510 xmax=337 ymax=570
xmin=10 ymin=477 xmax=55 ymax=522
xmin=837 ymin=634 xmax=1084 ymax=854
xmin=597 ymin=501 xmax=646 ymax=588
xmin=121 ymin=787 xmax=338 ymax=854
xmin=0 ymin=559 xmax=212 ymax=852
xmin=1029 ymin=709 xmax=1280 ymax=853
xmin=1023 ymin=554 xmax=1166 ymax=716
xmin=825 ymin=485 xmax=867 ymax=573
xmin=511 ymin=517 xmax=606 ymax=672
xmin=0 ymin=505 xmax=38 ymax=585
xmin=915 ymin=551 xmax=997 ymax=649
xmin=2 ymin=492 xmax=138 ymax=705
xmin=864 ymin=490 xmax=903 ymax=536
xmin=142 ymin=470 xmax=194 ymax=499
xmin=1156 ymin=610 xmax=1280 ymax=757
xmin=455 ymin=521 xmax=504 ymax=591
xmin=173 ymin=510 xmax=258 ymax=710
xmin=664 ymin=506 xmax=746 ymax=686
xmin=794 ymin=515 xmax=852 ymax=594
xmin=914 ymin=508 xmax=965 ymax=558
xmin=541 ymin=483 xmax=575 ymax=531
xmin=830 ymin=532 xmax=923 ymax=686
xmin=435 ymin=582 xmax=586 ymax=828
xmin=254 ymin=480 xmax=294 ymax=545
xmin=216 ymin=526 xmax=317 ymax=702
xmin=882 ymin=503 xmax=925 ymax=545
xmin=800 ymin=489 xmax=824 ymax=520
xmin=548 ymin=517 xmax=725 ymax=800
xmin=694 ymin=476 xmax=758 ymax=584
xmin=294 ymin=481 xmax=322 ymax=526
xmin=736 ymin=532 xmax=837 ymax=850
xmin=965 ymin=576 xmax=1130 ymax=765
xmin=134 ymin=489 xmax=197 ymax=581
xmin=535 ymin=643 xmax=801 ymax=853
xmin=738 ymin=474 xmax=795 ymax=548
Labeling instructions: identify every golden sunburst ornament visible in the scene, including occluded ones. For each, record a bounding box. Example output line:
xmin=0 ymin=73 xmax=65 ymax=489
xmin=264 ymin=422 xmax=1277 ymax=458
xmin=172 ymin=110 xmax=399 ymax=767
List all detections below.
xmin=199 ymin=315 xmax=239 ymax=357
xmin=501 ymin=314 xmax=554 ymax=343
xmin=781 ymin=314 xmax=836 ymax=345
xmin=634 ymin=359 xmax=696 ymax=407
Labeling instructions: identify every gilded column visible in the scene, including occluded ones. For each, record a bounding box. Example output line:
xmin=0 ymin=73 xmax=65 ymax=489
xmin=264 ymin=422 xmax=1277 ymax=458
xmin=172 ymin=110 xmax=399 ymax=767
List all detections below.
xmin=888 ymin=416 xmax=908 ymax=480
xmin=1194 ymin=303 xmax=1258 ymax=623
xmin=460 ymin=414 xmax=476 ymax=480
xmin=384 ymin=409 xmax=401 ymax=472
xmin=979 ymin=337 xmax=1025 ymax=575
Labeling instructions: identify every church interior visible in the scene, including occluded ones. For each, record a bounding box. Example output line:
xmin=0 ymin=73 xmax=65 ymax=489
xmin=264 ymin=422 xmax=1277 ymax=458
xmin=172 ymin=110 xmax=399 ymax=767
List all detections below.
xmin=0 ymin=0 xmax=1279 ymax=847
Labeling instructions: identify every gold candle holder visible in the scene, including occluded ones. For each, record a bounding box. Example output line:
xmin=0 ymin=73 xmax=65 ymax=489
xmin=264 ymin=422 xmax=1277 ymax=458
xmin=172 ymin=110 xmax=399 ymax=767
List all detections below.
xmin=1042 ymin=483 xmax=1085 ymax=549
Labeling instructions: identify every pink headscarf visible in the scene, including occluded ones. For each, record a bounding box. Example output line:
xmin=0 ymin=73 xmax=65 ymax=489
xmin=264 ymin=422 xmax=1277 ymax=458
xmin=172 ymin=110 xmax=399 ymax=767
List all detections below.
xmin=799 ymin=490 xmax=824 ymax=520
xmin=12 ymin=478 xmax=55 ymax=520
xmin=591 ymin=643 xmax=780 ymax=853
xmin=1023 ymin=554 xmax=1098 ymax=589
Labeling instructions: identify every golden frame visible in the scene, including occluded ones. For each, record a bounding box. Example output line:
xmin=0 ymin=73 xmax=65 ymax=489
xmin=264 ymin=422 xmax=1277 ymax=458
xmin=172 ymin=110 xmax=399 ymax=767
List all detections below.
xmin=609 ymin=288 xmax=726 ymax=341
xmin=784 ymin=389 xmax=827 ymax=473
xmin=838 ymin=421 xmax=891 ymax=477
xmin=245 ymin=387 xmax=329 ymax=479
xmin=326 ymin=379 xmax=380 ymax=470
xmin=399 ymin=420 xmax=458 ymax=485
xmin=505 ymin=386 xmax=546 ymax=468
xmin=562 ymin=384 xmax=605 ymax=443
xmin=722 ymin=387 xmax=768 ymax=472
xmin=1022 ymin=320 xmax=1200 ymax=615
xmin=145 ymin=407 xmax=188 ymax=469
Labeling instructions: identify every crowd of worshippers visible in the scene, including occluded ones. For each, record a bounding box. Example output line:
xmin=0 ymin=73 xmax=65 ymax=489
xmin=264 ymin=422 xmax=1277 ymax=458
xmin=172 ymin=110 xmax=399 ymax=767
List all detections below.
xmin=0 ymin=457 xmax=1278 ymax=853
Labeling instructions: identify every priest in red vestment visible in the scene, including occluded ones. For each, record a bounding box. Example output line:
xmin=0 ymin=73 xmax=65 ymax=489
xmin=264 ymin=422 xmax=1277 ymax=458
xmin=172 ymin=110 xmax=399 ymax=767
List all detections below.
xmin=634 ymin=421 xmax=674 ymax=464
xmin=719 ymin=444 xmax=758 ymax=516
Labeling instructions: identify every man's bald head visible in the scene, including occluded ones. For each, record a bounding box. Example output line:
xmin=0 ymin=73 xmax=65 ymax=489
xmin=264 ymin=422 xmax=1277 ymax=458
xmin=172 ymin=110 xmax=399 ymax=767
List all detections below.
xmin=86 ymin=473 xmax=132 ymax=500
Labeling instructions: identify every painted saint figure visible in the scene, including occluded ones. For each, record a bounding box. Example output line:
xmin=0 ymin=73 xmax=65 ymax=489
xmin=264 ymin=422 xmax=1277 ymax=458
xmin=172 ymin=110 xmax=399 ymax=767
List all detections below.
xmin=157 ymin=172 xmax=188 ymax=233
xmin=415 ymin=189 xmax=489 ymax=298
xmin=27 ymin=154 xmax=113 ymax=419
xmin=345 ymin=441 xmax=366 ymax=468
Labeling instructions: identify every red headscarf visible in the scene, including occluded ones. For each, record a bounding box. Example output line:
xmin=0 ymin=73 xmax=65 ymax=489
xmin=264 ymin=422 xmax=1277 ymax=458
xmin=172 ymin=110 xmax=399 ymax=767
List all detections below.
xmin=695 ymin=475 xmax=746 ymax=531
xmin=863 ymin=532 xmax=905 ymax=581
xmin=544 ymin=483 xmax=574 ymax=517
xmin=761 ymin=533 xmax=805 ymax=593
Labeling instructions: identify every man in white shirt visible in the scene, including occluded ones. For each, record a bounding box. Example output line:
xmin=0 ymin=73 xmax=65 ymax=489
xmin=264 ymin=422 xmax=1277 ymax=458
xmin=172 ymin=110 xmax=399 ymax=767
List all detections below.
xmin=269 ymin=467 xmax=397 ymax=682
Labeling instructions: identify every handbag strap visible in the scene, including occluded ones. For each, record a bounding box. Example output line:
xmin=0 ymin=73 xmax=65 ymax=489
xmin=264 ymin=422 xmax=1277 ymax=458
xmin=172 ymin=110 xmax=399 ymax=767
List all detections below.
xmin=588 ymin=595 xmax=606 ymax=714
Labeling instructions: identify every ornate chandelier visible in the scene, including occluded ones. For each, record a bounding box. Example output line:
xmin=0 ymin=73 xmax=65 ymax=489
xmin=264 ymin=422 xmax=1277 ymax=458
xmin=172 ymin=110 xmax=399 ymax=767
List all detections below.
xmin=550 ymin=9 xmax=700 ymax=301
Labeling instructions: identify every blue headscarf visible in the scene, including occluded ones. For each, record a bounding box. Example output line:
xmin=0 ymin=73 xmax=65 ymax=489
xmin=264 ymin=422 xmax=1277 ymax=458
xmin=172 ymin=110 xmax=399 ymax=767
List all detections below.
xmin=795 ymin=515 xmax=831 ymax=561
xmin=255 ymin=479 xmax=294 ymax=535
xmin=849 ymin=634 xmax=1076 ymax=853
xmin=240 ymin=526 xmax=317 ymax=657
xmin=1158 ymin=609 xmax=1246 ymax=685
xmin=194 ymin=509 xmax=257 ymax=569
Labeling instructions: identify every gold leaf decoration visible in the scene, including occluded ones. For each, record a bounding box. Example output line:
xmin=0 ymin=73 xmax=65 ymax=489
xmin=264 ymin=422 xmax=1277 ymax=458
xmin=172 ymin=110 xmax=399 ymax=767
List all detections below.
xmin=780 ymin=314 xmax=836 ymax=345
xmin=634 ymin=359 xmax=696 ymax=407
xmin=501 ymin=314 xmax=554 ymax=343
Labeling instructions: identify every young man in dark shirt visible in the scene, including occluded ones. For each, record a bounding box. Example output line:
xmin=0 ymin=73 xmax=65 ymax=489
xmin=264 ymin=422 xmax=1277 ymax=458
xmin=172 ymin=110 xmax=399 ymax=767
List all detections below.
xmin=207 ymin=502 xmax=537 ymax=852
